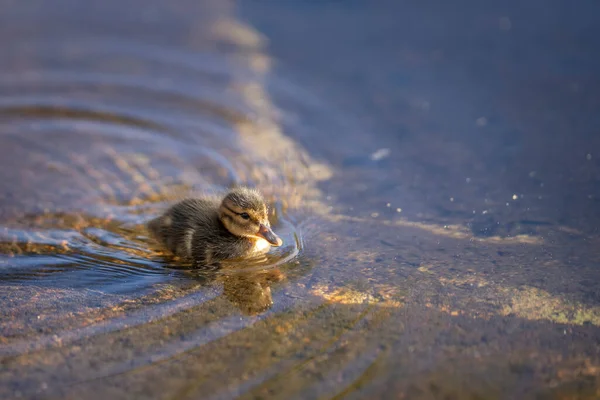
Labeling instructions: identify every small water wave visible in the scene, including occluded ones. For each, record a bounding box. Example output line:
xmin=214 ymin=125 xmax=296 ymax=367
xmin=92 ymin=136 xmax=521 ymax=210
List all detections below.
xmin=0 ymin=35 xmax=309 ymax=311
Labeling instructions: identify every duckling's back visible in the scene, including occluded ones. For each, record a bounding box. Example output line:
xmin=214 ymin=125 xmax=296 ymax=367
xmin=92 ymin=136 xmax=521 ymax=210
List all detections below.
xmin=147 ymin=197 xmax=222 ymax=261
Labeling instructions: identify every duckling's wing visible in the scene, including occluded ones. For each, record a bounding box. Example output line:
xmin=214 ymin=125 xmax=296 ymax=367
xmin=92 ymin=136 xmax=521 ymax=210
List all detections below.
xmin=148 ymin=197 xmax=220 ymax=258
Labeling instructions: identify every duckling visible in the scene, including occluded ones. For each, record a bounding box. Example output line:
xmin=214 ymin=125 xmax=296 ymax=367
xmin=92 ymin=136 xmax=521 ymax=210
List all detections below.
xmin=147 ymin=187 xmax=283 ymax=266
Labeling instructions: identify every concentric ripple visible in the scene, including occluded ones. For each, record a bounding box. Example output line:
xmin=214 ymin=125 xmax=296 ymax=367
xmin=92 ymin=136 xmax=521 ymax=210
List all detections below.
xmin=0 ymin=16 xmax=353 ymax=396
xmin=0 ymin=3 xmax=410 ymax=400
xmin=0 ymin=32 xmax=316 ymax=344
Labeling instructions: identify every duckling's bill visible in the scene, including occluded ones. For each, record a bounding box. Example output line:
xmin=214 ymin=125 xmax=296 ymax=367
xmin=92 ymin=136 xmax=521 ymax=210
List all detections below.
xmin=258 ymin=224 xmax=283 ymax=247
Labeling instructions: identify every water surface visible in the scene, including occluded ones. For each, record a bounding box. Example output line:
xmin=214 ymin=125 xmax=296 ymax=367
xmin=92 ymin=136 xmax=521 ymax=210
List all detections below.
xmin=1 ymin=0 xmax=599 ymax=399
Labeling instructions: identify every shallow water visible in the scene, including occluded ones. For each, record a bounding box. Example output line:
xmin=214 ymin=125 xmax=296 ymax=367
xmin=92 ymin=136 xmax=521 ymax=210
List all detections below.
xmin=1 ymin=0 xmax=599 ymax=398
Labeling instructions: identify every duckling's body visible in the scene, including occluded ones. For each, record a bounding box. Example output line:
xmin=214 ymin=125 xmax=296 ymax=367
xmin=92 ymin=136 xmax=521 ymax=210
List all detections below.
xmin=147 ymin=188 xmax=282 ymax=266
xmin=148 ymin=197 xmax=258 ymax=265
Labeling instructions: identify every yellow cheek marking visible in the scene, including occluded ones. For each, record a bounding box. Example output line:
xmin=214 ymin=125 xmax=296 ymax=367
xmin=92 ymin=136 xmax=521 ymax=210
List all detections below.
xmin=252 ymin=237 xmax=271 ymax=253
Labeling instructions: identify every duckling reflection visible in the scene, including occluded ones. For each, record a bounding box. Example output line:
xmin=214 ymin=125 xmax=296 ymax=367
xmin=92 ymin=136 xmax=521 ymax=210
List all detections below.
xmin=147 ymin=187 xmax=283 ymax=267
xmin=220 ymin=267 xmax=284 ymax=315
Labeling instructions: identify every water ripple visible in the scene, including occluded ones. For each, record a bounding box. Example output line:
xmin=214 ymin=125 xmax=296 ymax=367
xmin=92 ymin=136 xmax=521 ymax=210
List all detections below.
xmin=0 ymin=36 xmax=306 ymax=315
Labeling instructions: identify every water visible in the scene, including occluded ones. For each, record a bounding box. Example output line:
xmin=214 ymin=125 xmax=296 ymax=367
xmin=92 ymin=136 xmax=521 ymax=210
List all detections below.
xmin=1 ymin=0 xmax=599 ymax=398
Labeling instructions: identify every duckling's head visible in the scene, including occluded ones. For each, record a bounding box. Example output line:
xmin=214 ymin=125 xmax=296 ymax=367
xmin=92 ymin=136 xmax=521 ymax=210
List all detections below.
xmin=219 ymin=187 xmax=283 ymax=247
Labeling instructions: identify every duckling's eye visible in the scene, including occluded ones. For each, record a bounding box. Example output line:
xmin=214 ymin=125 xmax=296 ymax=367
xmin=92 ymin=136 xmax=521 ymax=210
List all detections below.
xmin=239 ymin=212 xmax=250 ymax=220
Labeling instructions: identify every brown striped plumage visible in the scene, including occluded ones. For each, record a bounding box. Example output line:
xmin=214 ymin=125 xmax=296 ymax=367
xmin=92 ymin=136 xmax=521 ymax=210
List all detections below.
xmin=147 ymin=187 xmax=282 ymax=267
